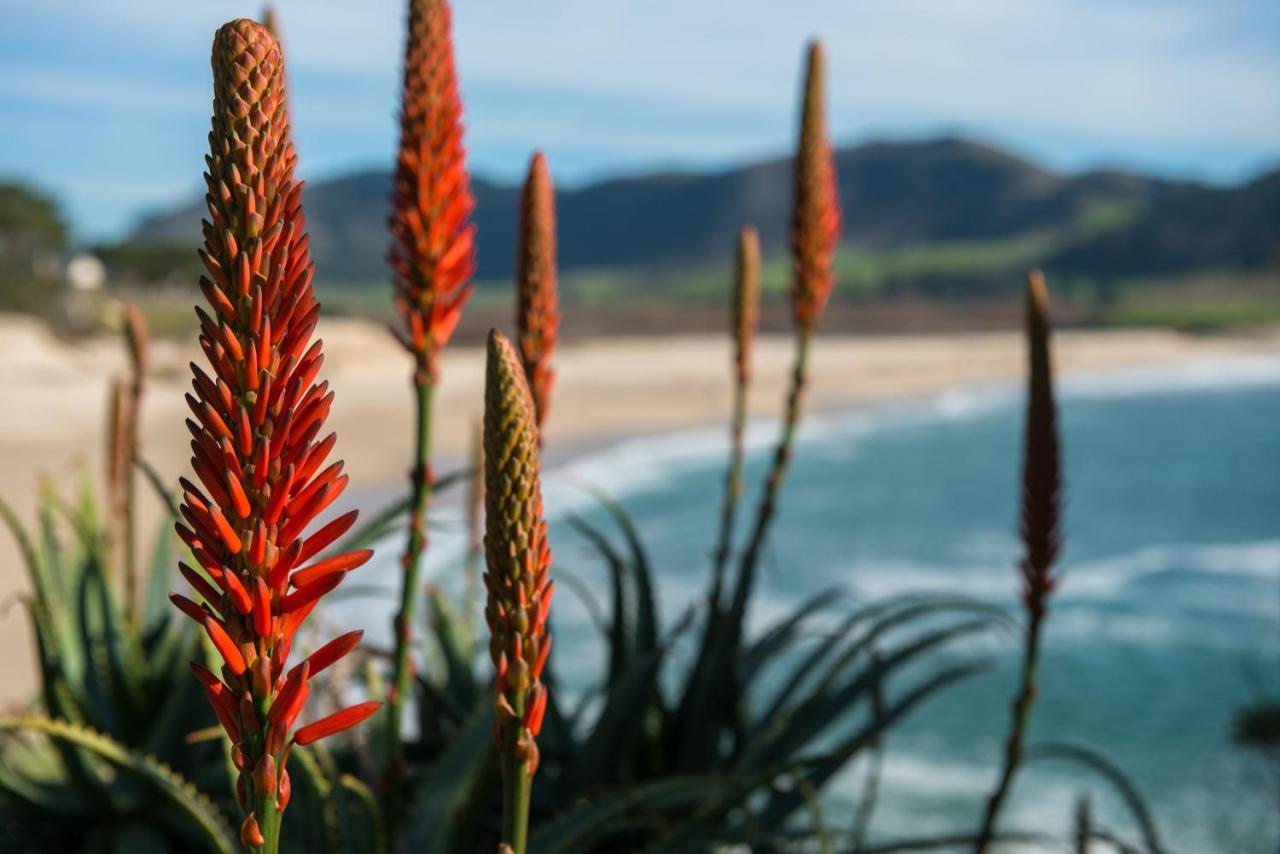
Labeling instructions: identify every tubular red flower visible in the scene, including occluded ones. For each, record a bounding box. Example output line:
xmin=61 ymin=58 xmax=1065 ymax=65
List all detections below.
xmin=293 ymin=701 xmax=382 ymax=746
xmin=267 ymin=663 xmax=309 ymax=727
xmin=288 ymin=548 xmax=373 ymax=589
xmin=172 ymin=18 xmax=375 ymax=839
xmin=297 ymin=508 xmax=357 ymax=564
xmin=204 ymin=614 xmax=246 ymax=676
xmin=303 ymin=629 xmax=363 ymax=677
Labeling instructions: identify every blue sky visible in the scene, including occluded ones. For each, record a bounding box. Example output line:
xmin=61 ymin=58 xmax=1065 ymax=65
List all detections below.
xmin=3 ymin=0 xmax=1278 ymax=241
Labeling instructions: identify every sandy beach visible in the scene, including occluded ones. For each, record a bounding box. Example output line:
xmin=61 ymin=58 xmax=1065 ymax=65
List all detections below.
xmin=1 ymin=312 xmax=1275 ymax=705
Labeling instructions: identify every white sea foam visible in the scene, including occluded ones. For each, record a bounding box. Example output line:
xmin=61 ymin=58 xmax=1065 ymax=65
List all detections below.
xmin=538 ymin=353 xmax=1280 ymax=512
xmin=1060 ymin=355 xmax=1280 ymax=399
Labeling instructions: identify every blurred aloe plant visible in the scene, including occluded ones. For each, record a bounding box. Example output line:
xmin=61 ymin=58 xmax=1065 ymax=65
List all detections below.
xmin=0 ymin=310 xmax=235 ymax=852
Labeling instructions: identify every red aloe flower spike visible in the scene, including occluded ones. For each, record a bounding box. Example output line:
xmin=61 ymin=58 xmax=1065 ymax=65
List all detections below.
xmin=975 ymin=270 xmax=1063 ymax=851
xmin=293 ymin=701 xmax=382 ymax=746
xmin=385 ymin=0 xmax=476 ymax=804
xmin=791 ymin=40 xmax=841 ymax=334
xmin=173 ymin=19 xmax=375 ymax=853
xmin=484 ymin=330 xmax=554 ymax=854
xmin=388 ymin=0 xmax=475 ymax=374
xmin=515 ymin=151 xmax=560 ymax=431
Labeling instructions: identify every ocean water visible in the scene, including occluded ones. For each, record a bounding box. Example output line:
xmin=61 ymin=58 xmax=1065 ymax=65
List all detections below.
xmin=356 ymin=356 xmax=1280 ymax=851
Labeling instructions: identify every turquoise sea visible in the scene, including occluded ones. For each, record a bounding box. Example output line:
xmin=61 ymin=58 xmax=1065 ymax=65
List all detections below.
xmin=359 ymin=355 xmax=1280 ymax=851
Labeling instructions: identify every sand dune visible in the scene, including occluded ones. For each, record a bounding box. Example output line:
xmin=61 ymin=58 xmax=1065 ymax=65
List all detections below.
xmin=0 ymin=312 xmax=1275 ymax=704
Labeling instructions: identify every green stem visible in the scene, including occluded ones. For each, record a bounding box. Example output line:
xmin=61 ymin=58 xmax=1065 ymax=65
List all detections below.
xmin=709 ymin=373 xmax=749 ymax=609
xmin=386 ymin=362 xmax=435 ymax=826
xmin=728 ymin=333 xmax=810 ymax=627
xmin=675 ymin=333 xmax=810 ymax=772
xmin=500 ymin=735 xmax=532 ymax=854
xmin=253 ymin=785 xmax=282 ymax=854
xmin=974 ymin=610 xmax=1044 ymax=853
xmin=123 ymin=405 xmax=139 ymax=627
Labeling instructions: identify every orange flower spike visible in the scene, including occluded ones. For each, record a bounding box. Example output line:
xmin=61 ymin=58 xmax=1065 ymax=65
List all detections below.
xmin=385 ymin=0 xmax=475 ymax=809
xmin=515 ymin=151 xmax=560 ymax=430
xmin=483 ymin=330 xmax=554 ymax=851
xmin=388 ymin=0 xmax=475 ymax=374
xmin=173 ymin=19 xmax=375 ymax=850
xmin=790 ymin=40 xmax=842 ymax=334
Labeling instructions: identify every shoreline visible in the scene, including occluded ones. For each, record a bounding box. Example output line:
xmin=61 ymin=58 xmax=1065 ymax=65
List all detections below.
xmin=1 ymin=314 xmax=1278 ymax=705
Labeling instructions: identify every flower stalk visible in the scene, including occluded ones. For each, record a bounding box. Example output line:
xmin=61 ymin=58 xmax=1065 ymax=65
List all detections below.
xmin=483 ymin=331 xmax=554 ymax=854
xmin=975 ymin=269 xmax=1062 ymax=853
xmin=384 ymin=0 xmax=476 ymax=806
xmin=106 ymin=305 xmax=148 ymax=625
xmin=710 ymin=225 xmax=760 ymax=606
xmin=515 ymin=151 xmax=560 ymax=432
xmin=676 ymin=41 xmax=840 ymax=775
xmin=173 ymin=20 xmax=378 ymax=853
xmin=728 ymin=39 xmax=840 ymax=624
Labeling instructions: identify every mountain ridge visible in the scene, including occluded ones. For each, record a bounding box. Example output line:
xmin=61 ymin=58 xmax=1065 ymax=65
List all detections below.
xmin=130 ymin=135 xmax=1280 ymax=289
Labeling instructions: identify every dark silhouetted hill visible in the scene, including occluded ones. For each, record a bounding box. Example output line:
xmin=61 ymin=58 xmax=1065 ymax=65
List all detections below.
xmin=128 ymin=137 xmax=1279 ymax=288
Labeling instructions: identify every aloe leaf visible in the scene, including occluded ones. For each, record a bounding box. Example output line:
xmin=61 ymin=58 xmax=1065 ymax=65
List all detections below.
xmin=0 ymin=744 xmax=88 ymax=817
xmin=133 ymin=457 xmax=180 ymax=521
xmin=331 ymin=468 xmax=470 ymax=558
xmin=762 ymin=663 xmax=987 ymax=832
xmin=740 ymin=586 xmax=842 ymax=678
xmin=142 ymin=630 xmax=216 ymax=763
xmin=280 ymin=744 xmax=339 ymax=851
xmin=529 ymin=775 xmax=727 ymax=854
xmin=753 ymin=598 xmax=1005 ymax=742
xmin=661 ymin=661 xmax=986 ymax=851
xmin=74 ymin=546 xmax=129 ymax=738
xmin=406 ymin=705 xmax=497 ymax=854
xmin=0 ymin=496 xmax=41 ymax=599
xmin=571 ymin=648 xmax=664 ymax=790
xmin=567 ymin=515 xmax=632 ymax=690
xmin=1026 ymin=741 xmax=1164 ymax=854
xmin=750 ymin=619 xmax=995 ymax=766
xmin=0 ymin=717 xmax=235 ymax=853
xmin=0 ymin=495 xmax=81 ymax=685
xmin=426 ymin=587 xmax=478 ymax=712
xmin=414 ymin=672 xmax=470 ymax=729
xmin=854 ymin=830 xmax=1057 ymax=852
xmin=583 ymin=485 xmax=658 ymax=655
xmin=552 ymin=565 xmax=610 ymax=639
xmin=334 ymin=774 xmax=385 ymax=854
xmin=143 ymin=519 xmax=178 ymax=633
xmin=333 ymin=494 xmax=410 ymax=555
